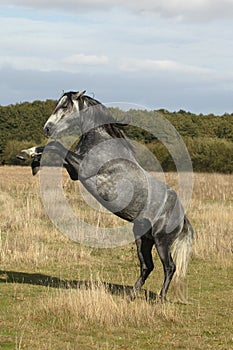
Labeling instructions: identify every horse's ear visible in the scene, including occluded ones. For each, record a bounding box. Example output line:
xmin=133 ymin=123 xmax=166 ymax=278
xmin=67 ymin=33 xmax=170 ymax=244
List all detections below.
xmin=72 ymin=90 xmax=86 ymax=100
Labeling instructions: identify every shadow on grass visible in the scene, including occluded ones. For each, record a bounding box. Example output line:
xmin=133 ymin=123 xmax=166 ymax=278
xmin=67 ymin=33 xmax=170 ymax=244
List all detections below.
xmin=0 ymin=270 xmax=158 ymax=302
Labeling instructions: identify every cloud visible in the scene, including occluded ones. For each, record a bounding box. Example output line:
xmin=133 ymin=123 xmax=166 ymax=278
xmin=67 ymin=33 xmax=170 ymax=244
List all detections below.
xmin=120 ymin=59 xmax=211 ymax=74
xmin=136 ymin=0 xmax=233 ymax=21
xmin=63 ymin=54 xmax=109 ymax=65
xmin=0 ymin=54 xmax=109 ymax=73
xmin=1 ymin=0 xmax=233 ymax=21
xmin=0 ymin=1 xmax=232 ymax=114
xmin=119 ymin=58 xmax=233 ymax=83
xmin=0 ymin=16 xmax=110 ymax=72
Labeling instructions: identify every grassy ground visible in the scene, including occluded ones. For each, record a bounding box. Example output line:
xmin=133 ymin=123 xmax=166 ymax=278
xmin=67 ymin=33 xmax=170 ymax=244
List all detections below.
xmin=0 ymin=166 xmax=232 ymax=350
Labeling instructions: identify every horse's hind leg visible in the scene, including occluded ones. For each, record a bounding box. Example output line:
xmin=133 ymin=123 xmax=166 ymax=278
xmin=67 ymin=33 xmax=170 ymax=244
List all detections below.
xmin=131 ymin=222 xmax=154 ymax=300
xmin=154 ymin=236 xmax=176 ymax=301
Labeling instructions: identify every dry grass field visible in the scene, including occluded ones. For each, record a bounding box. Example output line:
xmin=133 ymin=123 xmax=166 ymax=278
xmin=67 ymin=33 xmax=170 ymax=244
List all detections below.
xmin=0 ymin=166 xmax=232 ymax=349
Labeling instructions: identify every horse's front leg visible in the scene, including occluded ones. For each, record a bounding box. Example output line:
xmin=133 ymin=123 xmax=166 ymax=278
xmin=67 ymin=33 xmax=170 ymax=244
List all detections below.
xmin=45 ymin=141 xmax=80 ymax=180
xmin=17 ymin=142 xmax=80 ymax=180
xmin=63 ymin=163 xmax=79 ymax=180
xmin=17 ymin=146 xmax=44 ymax=175
xmin=17 ymin=146 xmax=44 ymax=160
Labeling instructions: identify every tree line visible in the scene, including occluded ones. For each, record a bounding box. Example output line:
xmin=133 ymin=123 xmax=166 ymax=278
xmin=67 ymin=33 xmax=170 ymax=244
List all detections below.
xmin=0 ymin=100 xmax=232 ymax=173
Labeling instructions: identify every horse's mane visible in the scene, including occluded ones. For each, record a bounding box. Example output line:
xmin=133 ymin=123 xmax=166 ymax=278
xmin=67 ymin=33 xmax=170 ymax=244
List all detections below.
xmin=82 ymin=95 xmax=133 ymax=151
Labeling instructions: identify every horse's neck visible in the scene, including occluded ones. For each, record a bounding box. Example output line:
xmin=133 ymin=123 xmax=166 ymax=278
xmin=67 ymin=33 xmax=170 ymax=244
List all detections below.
xmin=74 ymin=127 xmax=112 ymax=158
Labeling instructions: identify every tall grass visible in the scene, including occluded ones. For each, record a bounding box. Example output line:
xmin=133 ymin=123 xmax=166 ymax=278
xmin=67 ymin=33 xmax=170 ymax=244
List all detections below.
xmin=1 ymin=167 xmax=232 ymax=267
xmin=37 ymin=284 xmax=179 ymax=330
xmin=190 ymin=173 xmax=233 ymax=264
xmin=1 ymin=166 xmax=233 ymax=349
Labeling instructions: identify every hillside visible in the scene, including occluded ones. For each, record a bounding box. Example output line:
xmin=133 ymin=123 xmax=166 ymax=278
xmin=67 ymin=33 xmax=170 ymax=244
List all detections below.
xmin=0 ymin=100 xmax=232 ymax=172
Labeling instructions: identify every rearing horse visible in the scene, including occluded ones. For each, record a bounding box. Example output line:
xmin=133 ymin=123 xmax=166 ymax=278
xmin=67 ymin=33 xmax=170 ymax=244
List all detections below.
xmin=19 ymin=91 xmax=194 ymax=302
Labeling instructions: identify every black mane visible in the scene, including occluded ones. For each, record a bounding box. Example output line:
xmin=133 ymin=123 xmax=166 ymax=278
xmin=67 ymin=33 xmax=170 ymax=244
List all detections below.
xmin=82 ymin=95 xmax=132 ymax=147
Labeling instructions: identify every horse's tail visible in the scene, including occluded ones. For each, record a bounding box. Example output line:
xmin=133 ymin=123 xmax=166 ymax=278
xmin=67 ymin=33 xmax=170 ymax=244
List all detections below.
xmin=171 ymin=216 xmax=194 ymax=303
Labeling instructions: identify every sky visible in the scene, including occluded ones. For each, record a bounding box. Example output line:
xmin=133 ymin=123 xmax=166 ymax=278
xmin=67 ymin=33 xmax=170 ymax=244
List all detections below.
xmin=0 ymin=0 xmax=233 ymax=114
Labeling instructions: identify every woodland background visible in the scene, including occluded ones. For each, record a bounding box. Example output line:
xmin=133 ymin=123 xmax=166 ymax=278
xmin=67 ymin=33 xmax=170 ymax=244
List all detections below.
xmin=0 ymin=100 xmax=232 ymax=173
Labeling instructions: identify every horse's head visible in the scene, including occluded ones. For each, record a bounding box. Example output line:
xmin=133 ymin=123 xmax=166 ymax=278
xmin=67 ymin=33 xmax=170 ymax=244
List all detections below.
xmin=43 ymin=90 xmax=86 ymax=137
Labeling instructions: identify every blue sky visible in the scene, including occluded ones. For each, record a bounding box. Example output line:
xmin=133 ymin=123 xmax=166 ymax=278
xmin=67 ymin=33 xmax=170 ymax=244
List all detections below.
xmin=0 ymin=1 xmax=233 ymax=114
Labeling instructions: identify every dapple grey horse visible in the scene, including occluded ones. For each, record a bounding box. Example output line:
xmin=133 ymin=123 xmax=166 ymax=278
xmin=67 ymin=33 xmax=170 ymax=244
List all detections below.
xmin=18 ymin=91 xmax=193 ymax=302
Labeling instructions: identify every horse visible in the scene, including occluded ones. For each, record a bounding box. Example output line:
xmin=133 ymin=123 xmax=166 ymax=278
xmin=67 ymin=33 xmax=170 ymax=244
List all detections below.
xmin=18 ymin=91 xmax=194 ymax=302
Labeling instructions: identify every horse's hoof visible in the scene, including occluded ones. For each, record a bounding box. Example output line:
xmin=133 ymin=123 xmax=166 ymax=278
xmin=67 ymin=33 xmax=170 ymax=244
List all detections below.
xmin=32 ymin=166 xmax=40 ymax=176
xmin=16 ymin=151 xmax=27 ymax=160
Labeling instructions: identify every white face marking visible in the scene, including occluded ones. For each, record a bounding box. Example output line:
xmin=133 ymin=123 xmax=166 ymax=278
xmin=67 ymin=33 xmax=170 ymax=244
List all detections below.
xmin=83 ymin=100 xmax=88 ymax=108
xmin=73 ymin=99 xmax=81 ymax=113
xmin=44 ymin=95 xmax=69 ymax=132
xmin=56 ymin=96 xmax=67 ymax=110
xmin=43 ymin=93 xmax=82 ymax=137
